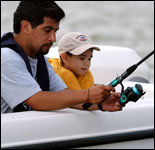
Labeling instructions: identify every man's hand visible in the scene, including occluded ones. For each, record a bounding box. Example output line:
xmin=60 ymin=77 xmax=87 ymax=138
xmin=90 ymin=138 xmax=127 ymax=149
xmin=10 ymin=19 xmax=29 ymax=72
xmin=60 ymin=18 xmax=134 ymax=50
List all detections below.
xmin=101 ymin=92 xmax=123 ymax=112
xmin=88 ymin=85 xmax=115 ymax=104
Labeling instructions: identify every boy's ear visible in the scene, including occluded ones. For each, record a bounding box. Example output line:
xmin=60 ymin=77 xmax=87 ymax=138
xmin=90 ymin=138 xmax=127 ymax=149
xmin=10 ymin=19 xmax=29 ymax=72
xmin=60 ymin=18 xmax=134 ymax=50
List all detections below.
xmin=60 ymin=53 xmax=68 ymax=64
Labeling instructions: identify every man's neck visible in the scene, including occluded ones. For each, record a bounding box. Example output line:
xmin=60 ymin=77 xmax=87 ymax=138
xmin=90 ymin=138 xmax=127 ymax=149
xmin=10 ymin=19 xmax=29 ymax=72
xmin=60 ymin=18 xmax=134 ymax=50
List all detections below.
xmin=13 ymin=33 xmax=35 ymax=58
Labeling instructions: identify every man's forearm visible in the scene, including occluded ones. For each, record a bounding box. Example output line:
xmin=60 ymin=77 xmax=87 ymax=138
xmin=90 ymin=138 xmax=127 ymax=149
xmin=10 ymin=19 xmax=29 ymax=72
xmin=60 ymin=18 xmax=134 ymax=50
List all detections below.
xmin=25 ymin=89 xmax=88 ymax=111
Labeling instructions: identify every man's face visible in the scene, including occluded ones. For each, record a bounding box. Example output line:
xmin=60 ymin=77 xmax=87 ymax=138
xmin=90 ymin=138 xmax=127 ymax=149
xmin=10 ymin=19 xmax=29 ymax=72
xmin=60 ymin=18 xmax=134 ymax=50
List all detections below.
xmin=27 ymin=17 xmax=60 ymax=56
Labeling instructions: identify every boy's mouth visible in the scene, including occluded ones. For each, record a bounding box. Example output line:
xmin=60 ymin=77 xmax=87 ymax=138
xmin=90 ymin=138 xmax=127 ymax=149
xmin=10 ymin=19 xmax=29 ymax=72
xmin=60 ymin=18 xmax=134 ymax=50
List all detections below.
xmin=81 ymin=68 xmax=88 ymax=71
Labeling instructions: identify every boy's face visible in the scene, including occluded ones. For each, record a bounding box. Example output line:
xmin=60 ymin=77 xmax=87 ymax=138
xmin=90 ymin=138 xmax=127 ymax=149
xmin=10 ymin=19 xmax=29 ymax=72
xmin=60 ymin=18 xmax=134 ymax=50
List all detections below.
xmin=65 ymin=49 xmax=93 ymax=76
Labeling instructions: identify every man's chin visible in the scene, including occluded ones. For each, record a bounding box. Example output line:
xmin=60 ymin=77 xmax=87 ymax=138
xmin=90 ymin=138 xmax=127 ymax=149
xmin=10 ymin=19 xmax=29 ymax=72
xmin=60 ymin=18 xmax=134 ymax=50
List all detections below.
xmin=39 ymin=48 xmax=50 ymax=55
xmin=39 ymin=44 xmax=52 ymax=55
xmin=40 ymin=51 xmax=49 ymax=55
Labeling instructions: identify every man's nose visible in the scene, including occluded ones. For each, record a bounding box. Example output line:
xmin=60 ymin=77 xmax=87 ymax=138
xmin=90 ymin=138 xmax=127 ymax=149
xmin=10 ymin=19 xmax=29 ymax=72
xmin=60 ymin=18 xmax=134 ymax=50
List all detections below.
xmin=48 ymin=32 xmax=56 ymax=43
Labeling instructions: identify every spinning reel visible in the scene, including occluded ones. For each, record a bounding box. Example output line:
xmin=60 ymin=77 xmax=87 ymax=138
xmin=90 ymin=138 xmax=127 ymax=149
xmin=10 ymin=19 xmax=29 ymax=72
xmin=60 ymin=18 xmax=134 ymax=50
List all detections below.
xmin=117 ymin=80 xmax=145 ymax=107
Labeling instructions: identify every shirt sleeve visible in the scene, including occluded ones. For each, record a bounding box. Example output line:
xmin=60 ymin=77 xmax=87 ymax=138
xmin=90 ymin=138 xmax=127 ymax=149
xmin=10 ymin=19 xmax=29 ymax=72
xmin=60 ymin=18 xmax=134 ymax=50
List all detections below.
xmin=1 ymin=49 xmax=42 ymax=109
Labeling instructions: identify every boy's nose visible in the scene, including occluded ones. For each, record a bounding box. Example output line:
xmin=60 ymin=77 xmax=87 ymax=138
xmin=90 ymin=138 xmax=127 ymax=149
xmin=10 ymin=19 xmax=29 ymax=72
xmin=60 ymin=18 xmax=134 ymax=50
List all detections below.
xmin=85 ymin=60 xmax=90 ymax=67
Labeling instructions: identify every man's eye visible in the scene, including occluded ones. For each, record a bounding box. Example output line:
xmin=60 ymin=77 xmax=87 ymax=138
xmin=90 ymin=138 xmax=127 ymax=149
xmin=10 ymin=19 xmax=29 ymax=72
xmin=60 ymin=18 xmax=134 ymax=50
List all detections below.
xmin=45 ymin=29 xmax=51 ymax=33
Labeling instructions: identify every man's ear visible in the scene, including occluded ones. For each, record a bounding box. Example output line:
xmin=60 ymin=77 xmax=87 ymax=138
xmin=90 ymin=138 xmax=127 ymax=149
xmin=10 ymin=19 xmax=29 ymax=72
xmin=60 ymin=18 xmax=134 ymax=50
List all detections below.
xmin=20 ymin=20 xmax=32 ymax=34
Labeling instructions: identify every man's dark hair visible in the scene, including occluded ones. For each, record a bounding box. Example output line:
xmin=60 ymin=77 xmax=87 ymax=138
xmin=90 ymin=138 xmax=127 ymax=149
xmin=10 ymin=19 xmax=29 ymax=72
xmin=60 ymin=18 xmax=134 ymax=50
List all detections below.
xmin=13 ymin=1 xmax=65 ymax=34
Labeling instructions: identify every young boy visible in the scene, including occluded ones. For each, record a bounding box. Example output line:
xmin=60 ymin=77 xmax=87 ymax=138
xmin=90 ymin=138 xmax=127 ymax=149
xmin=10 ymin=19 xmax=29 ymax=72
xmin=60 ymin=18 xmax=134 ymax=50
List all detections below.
xmin=49 ymin=32 xmax=100 ymax=90
xmin=48 ymin=32 xmax=122 ymax=111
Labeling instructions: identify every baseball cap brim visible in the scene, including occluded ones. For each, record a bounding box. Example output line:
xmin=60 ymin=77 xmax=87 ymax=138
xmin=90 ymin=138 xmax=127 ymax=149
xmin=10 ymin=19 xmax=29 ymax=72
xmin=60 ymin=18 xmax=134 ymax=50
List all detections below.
xmin=69 ymin=44 xmax=100 ymax=55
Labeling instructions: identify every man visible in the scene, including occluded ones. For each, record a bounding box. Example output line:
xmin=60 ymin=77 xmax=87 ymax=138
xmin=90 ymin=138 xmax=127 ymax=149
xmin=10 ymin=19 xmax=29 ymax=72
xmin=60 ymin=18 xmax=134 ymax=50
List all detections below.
xmin=1 ymin=1 xmax=122 ymax=113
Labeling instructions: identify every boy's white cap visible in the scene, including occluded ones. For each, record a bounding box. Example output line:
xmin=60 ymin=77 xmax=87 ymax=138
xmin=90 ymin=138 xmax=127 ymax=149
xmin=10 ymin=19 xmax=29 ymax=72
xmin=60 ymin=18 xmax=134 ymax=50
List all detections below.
xmin=58 ymin=32 xmax=100 ymax=55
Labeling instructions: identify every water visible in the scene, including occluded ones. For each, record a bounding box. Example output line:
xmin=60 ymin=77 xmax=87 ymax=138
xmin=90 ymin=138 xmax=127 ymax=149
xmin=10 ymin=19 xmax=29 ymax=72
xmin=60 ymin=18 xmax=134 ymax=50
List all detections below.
xmin=1 ymin=1 xmax=154 ymax=83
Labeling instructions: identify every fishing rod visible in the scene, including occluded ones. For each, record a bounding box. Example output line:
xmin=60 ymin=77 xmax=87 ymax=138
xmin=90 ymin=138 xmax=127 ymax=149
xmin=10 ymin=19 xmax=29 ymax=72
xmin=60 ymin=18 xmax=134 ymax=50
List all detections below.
xmin=82 ymin=50 xmax=154 ymax=110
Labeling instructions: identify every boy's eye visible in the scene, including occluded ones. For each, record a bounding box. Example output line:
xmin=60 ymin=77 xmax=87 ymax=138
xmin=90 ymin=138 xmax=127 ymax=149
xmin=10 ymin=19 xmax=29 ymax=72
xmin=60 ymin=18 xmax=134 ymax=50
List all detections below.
xmin=80 ymin=57 xmax=85 ymax=60
xmin=79 ymin=57 xmax=92 ymax=61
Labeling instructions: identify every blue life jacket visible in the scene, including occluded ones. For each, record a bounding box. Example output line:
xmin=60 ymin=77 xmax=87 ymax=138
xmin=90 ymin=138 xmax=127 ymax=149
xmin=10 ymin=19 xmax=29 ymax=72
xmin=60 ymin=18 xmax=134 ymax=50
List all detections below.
xmin=1 ymin=32 xmax=49 ymax=112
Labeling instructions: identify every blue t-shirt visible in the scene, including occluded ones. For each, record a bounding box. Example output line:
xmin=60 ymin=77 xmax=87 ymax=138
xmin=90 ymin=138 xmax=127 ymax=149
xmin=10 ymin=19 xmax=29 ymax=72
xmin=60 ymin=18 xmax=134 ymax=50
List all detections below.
xmin=1 ymin=47 xmax=67 ymax=113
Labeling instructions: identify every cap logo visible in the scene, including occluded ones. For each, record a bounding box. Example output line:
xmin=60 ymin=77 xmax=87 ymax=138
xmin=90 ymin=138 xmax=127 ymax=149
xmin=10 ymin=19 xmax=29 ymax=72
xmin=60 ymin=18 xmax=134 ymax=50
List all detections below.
xmin=76 ymin=35 xmax=87 ymax=42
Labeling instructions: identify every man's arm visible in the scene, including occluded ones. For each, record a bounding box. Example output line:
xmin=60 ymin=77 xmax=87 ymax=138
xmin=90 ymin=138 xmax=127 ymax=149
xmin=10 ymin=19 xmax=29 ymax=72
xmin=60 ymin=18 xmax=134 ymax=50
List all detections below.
xmin=25 ymin=89 xmax=87 ymax=110
xmin=25 ymin=85 xmax=115 ymax=111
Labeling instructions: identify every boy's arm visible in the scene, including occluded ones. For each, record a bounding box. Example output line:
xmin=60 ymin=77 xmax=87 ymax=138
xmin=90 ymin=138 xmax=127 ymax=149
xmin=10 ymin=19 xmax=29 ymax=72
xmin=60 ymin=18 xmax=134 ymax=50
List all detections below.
xmin=70 ymin=104 xmax=97 ymax=110
xmin=70 ymin=92 xmax=122 ymax=112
